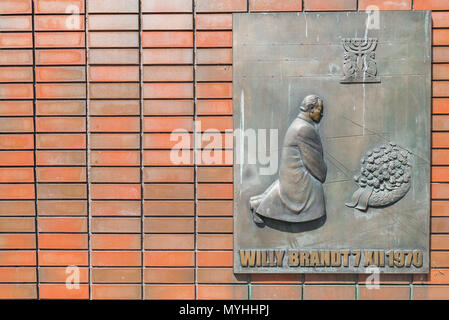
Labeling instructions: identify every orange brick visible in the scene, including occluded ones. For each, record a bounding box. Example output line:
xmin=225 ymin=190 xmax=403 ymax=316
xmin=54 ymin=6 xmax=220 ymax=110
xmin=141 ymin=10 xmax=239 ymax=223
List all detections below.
xmin=36 ymin=67 xmax=85 ymax=82
xmin=252 ymin=285 xmax=302 ymax=300
xmin=433 ymin=167 xmax=449 ymax=183
xmin=199 ymin=116 xmax=233 ymax=131
xmin=37 ymin=167 xmax=86 ymax=183
xmin=88 ymin=32 xmax=139 ymax=48
xmin=197 ymin=268 xmax=247 ymax=284
xmin=36 ymin=151 xmax=85 ymax=166
xmin=431 ymin=252 xmax=449 ymax=267
xmin=92 ymin=251 xmax=141 ymax=267
xmin=0 ymin=168 xmax=34 ymax=182
xmin=434 ymin=48 xmax=449 ymax=64
xmin=143 ymin=66 xmax=193 ymax=82
xmin=35 ymin=32 xmax=85 ymax=48
xmin=38 ymin=200 xmax=86 ymax=216
xmin=38 ymin=217 xmax=87 ymax=233
xmin=0 ymin=201 xmax=35 ymax=216
xmin=144 ymin=83 xmax=193 ymax=99
xmin=434 ymin=65 xmax=449 ymax=81
xmin=144 ymin=234 xmax=194 ymax=250
xmin=91 ymin=217 xmax=140 ymax=233
xmin=0 ymin=0 xmax=32 ymax=14
xmin=39 ymin=267 xmax=89 ymax=283
xmin=39 ymin=284 xmax=89 ymax=300
xmin=143 ymin=48 xmax=193 ymax=64
xmin=359 ymin=0 xmax=411 ymax=10
xmin=304 ymin=285 xmax=355 ymax=300
xmin=414 ymin=0 xmax=449 ymax=10
xmin=414 ymin=285 xmax=449 ymax=300
xmin=0 ymin=217 xmax=34 ymax=232
xmin=0 ymin=50 xmax=33 ymax=66
xmin=91 ymin=234 xmax=141 ymax=250
xmin=0 ymin=118 xmax=33 ymax=133
xmin=197 ymin=234 xmax=233 ymax=250
xmin=90 ymin=101 xmax=139 ymax=116
xmin=88 ymin=14 xmax=138 ymax=31
xmin=92 ymin=284 xmax=141 ymax=299
xmin=145 ymin=268 xmax=194 ymax=283
xmin=89 ymin=49 xmax=139 ymax=64
xmin=89 ymin=66 xmax=139 ymax=82
xmin=144 ymin=184 xmax=194 ymax=199
xmin=0 ymin=33 xmax=32 ymax=48
xmin=434 ymin=98 xmax=449 ymax=114
xmin=250 ymin=0 xmax=302 ymax=12
xmin=0 ymin=284 xmax=36 ymax=299
xmin=36 ymin=117 xmax=85 ymax=132
xmin=197 ymin=167 xmax=232 ymax=183
xmin=0 ymin=101 xmax=33 ymax=116
xmin=91 ymin=201 xmax=141 ymax=216
xmin=91 ymin=134 xmax=140 ymax=150
xmin=142 ymin=31 xmax=193 ymax=47
xmin=434 ymin=115 xmax=449 ymax=131
xmin=0 ymin=267 xmax=36 ymax=282
xmin=92 ymin=268 xmax=141 ymax=283
xmin=38 ymin=234 xmax=87 ymax=249
xmin=0 ymin=234 xmax=35 ymax=249
xmin=143 ymin=200 xmax=194 ymax=216
xmin=197 ymin=200 xmax=233 ymax=216
xmin=144 ymin=133 xmax=192 ymax=149
xmin=144 ymin=167 xmax=194 ymax=183
xmin=0 ymin=67 xmax=33 ymax=82
xmin=434 ymin=31 xmax=449 ymax=46
xmin=35 ymin=15 xmax=85 ymax=31
xmin=197 ymin=100 xmax=232 ymax=115
xmin=90 ymin=184 xmax=141 ymax=200
xmin=36 ymin=100 xmax=85 ymax=116
xmin=432 ymin=235 xmax=449 ymax=250
xmin=142 ymin=14 xmax=192 ymax=30
xmin=432 ymin=183 xmax=449 ymax=199
xmin=197 ymin=184 xmax=233 ymax=199
xmin=88 ymin=0 xmax=138 ymax=13
xmin=432 ymin=217 xmax=449 ymax=233
xmin=197 ymin=251 xmax=233 ymax=267
xmin=197 ymin=83 xmax=232 ymax=98
xmin=144 ymin=217 xmax=194 ymax=233
xmin=197 ymin=65 xmax=232 ymax=82
xmin=91 ymin=167 xmax=140 ymax=183
xmin=432 ymin=201 xmax=449 ymax=217
xmin=433 ymin=12 xmax=449 ymax=28
xmin=36 ymin=83 xmax=86 ymax=99
xmin=196 ymin=14 xmax=232 ymax=30
xmin=358 ymin=286 xmax=410 ymax=300
xmin=142 ymin=0 xmax=192 ymax=12
xmin=433 ymin=133 xmax=449 ymax=149
xmin=36 ymin=49 xmax=85 ymax=65
xmin=145 ymin=284 xmax=195 ymax=299
xmin=197 ymin=284 xmax=248 ymax=300
xmin=0 ymin=184 xmax=34 ymax=200
xmin=89 ymin=83 xmax=139 ymax=99
xmin=0 ymin=151 xmax=33 ymax=166
xmin=37 ymin=184 xmax=86 ymax=199
xmin=35 ymin=0 xmax=84 ymax=13
xmin=414 ymin=269 xmax=449 ymax=284
xmin=251 ymin=274 xmax=301 ymax=284
xmin=145 ymin=251 xmax=194 ymax=267
xmin=197 ymin=31 xmax=232 ymax=47
xmin=90 ymin=150 xmax=140 ymax=166
xmin=196 ymin=0 xmax=247 ymax=12
xmin=90 ymin=117 xmax=139 ymax=133
xmin=37 ymin=134 xmax=86 ymax=149
xmin=304 ymin=0 xmax=357 ymax=11
xmin=197 ymin=217 xmax=232 ymax=233
xmin=0 ymin=251 xmax=36 ymax=266
xmin=0 ymin=84 xmax=33 ymax=99
xmin=197 ymin=48 xmax=232 ymax=64
xmin=144 ymin=116 xmax=193 ymax=132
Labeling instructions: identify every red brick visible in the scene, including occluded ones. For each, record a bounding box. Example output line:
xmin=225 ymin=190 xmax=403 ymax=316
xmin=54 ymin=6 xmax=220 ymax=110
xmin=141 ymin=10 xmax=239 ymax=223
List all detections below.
xmin=0 ymin=101 xmax=33 ymax=116
xmin=143 ymin=201 xmax=194 ymax=216
xmin=432 ymin=183 xmax=449 ymax=199
xmin=197 ymin=66 xmax=232 ymax=82
xmin=39 ymin=251 xmax=87 ymax=266
xmin=90 ymin=117 xmax=140 ymax=133
xmin=144 ymin=133 xmax=192 ymax=149
xmin=144 ymin=184 xmax=194 ymax=200
xmin=432 ymin=235 xmax=449 ymax=250
xmin=432 ymin=217 xmax=449 ymax=233
xmin=0 ymin=67 xmax=32 ymax=82
xmin=433 ymin=133 xmax=449 ymax=149
xmin=197 ymin=184 xmax=233 ymax=199
xmin=0 ymin=268 xmax=36 ymax=283
xmin=143 ymin=66 xmax=193 ymax=82
xmin=144 ymin=167 xmax=194 ymax=183
xmin=89 ymin=83 xmax=139 ymax=99
xmin=0 ymin=185 xmax=35 ymax=200
xmin=434 ymin=115 xmax=449 ymax=131
xmin=0 ymin=218 xmax=34 ymax=232
xmin=39 ymin=267 xmax=89 ymax=283
xmin=197 ymin=268 xmax=247 ymax=284
xmin=142 ymin=32 xmax=193 ymax=47
xmin=143 ymin=49 xmax=193 ymax=64
xmin=36 ymin=67 xmax=85 ymax=82
xmin=144 ymin=116 xmax=193 ymax=132
xmin=414 ymin=285 xmax=449 ymax=300
xmin=35 ymin=0 xmax=84 ymax=13
xmin=88 ymin=15 xmax=138 ymax=31
xmin=196 ymin=0 xmax=247 ymax=12
xmin=304 ymin=0 xmax=357 ymax=11
xmin=197 ymin=31 xmax=232 ymax=47
xmin=199 ymin=116 xmax=233 ymax=131
xmin=91 ymin=167 xmax=140 ymax=183
xmin=0 ymin=16 xmax=32 ymax=31
xmin=434 ymin=30 xmax=449 ymax=46
xmin=197 ymin=48 xmax=232 ymax=64
xmin=89 ymin=66 xmax=139 ymax=82
xmin=88 ymin=0 xmax=139 ymax=13
xmin=434 ymin=48 xmax=449 ymax=63
xmin=431 ymin=252 xmax=449 ymax=267
xmin=37 ymin=100 xmax=85 ymax=116
xmin=142 ymin=0 xmax=192 ymax=13
xmin=250 ymin=274 xmax=302 ymax=284
xmin=197 ymin=83 xmax=232 ymax=98
xmin=92 ymin=234 xmax=141 ymax=250
xmin=0 ymin=168 xmax=34 ymax=182
xmin=414 ymin=0 xmax=449 ymax=10
xmin=358 ymin=286 xmax=410 ymax=300
xmin=35 ymin=32 xmax=85 ymax=48
xmin=36 ymin=151 xmax=85 ymax=166
xmin=0 ymin=284 xmax=36 ymax=299
xmin=0 ymin=118 xmax=33 ymax=133
xmin=35 ymin=15 xmax=85 ymax=31
xmin=0 ymin=0 xmax=32 ymax=14
xmin=0 ymin=84 xmax=33 ymax=99
xmin=91 ymin=201 xmax=140 ymax=217
xmin=196 ymin=14 xmax=232 ymax=30
xmin=37 ymin=134 xmax=86 ymax=149
xmin=359 ymin=0 xmax=411 ymax=10
xmin=92 ymin=284 xmax=141 ymax=299
xmin=36 ymin=83 xmax=86 ymax=99
xmin=145 ymin=234 xmax=194 ymax=250
xmin=0 ymin=151 xmax=33 ymax=166
xmin=38 ymin=234 xmax=87 ymax=249
xmin=90 ymin=150 xmax=140 ymax=166
xmin=197 ymin=100 xmax=233 ymax=115
xmin=434 ymin=98 xmax=449 ymax=114
xmin=0 ymin=33 xmax=32 ymax=48
xmin=92 ymin=268 xmax=141 ymax=283
xmin=0 ymin=234 xmax=35 ymax=249
xmin=89 ymin=49 xmax=139 ymax=64
xmin=433 ymin=201 xmax=449 ymax=217
xmin=197 ymin=200 xmax=233 ymax=216
xmin=145 ymin=284 xmax=195 ymax=299
xmin=92 ymin=251 xmax=141 ymax=267
xmin=434 ymin=65 xmax=449 ymax=81
xmin=38 ymin=200 xmax=86 ymax=216
xmin=142 ymin=14 xmax=192 ymax=30
xmin=145 ymin=268 xmax=194 ymax=283
xmin=144 ymin=83 xmax=193 ymax=98
xmin=88 ymin=32 xmax=139 ymax=48
xmin=0 ymin=135 xmax=33 ymax=149
xmin=37 ymin=184 xmax=86 ymax=199
xmin=197 ymin=284 xmax=248 ymax=299
xmin=0 ymin=50 xmax=33 ymax=66
xmin=252 ymin=285 xmax=302 ymax=300
xmin=197 ymin=234 xmax=233 ymax=250
xmin=433 ymin=12 xmax=449 ymax=28
xmin=197 ymin=251 xmax=233 ymax=267
xmin=38 ymin=217 xmax=87 ymax=233
xmin=90 ymin=101 xmax=139 ymax=116
xmin=250 ymin=0 xmax=302 ymax=12
xmin=0 ymin=201 xmax=35 ymax=216
xmin=144 ymin=217 xmax=194 ymax=233
xmin=304 ymin=285 xmax=355 ymax=300
xmin=414 ymin=269 xmax=449 ymax=284
xmin=145 ymin=251 xmax=194 ymax=267
xmin=0 ymin=251 xmax=35 ymax=266
xmin=36 ymin=49 xmax=85 ymax=65
xmin=433 ymin=167 xmax=449 ymax=183
xmin=91 ymin=217 xmax=141 ymax=233
xmin=39 ymin=284 xmax=89 ymax=300
xmin=144 ymin=150 xmax=193 ymax=166
xmin=90 ymin=184 xmax=141 ymax=200
xmin=90 ymin=134 xmax=140 ymax=150
xmin=36 ymin=117 xmax=85 ymax=132
xmin=197 ymin=217 xmax=233 ymax=233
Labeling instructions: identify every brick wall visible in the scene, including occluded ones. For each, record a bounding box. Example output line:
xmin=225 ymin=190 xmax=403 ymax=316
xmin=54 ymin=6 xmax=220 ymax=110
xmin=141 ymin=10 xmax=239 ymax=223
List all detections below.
xmin=0 ymin=0 xmax=447 ymax=300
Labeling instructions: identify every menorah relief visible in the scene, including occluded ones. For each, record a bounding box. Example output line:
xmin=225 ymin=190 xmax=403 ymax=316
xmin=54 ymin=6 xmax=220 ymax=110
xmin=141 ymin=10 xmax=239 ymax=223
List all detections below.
xmin=340 ymin=38 xmax=380 ymax=84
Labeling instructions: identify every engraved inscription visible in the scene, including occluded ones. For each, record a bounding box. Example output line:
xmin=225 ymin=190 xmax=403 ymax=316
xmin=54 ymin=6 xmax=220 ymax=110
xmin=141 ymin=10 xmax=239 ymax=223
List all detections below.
xmin=341 ymin=38 xmax=380 ymax=84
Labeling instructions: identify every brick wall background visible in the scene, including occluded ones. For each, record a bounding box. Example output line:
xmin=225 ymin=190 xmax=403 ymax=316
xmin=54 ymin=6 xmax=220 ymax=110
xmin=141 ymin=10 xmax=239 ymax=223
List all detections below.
xmin=0 ymin=0 xmax=448 ymax=300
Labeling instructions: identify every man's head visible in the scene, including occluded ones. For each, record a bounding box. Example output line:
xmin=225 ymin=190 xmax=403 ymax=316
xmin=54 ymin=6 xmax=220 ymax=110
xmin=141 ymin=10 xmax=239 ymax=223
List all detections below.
xmin=299 ymin=95 xmax=324 ymax=123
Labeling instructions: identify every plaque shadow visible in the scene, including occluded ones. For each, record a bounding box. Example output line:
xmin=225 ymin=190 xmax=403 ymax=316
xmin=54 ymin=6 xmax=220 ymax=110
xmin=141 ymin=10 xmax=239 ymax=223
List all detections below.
xmin=256 ymin=214 xmax=327 ymax=233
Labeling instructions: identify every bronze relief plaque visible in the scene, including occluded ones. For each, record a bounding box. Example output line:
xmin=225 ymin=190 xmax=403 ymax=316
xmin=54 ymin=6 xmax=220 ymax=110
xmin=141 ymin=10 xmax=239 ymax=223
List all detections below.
xmin=233 ymin=12 xmax=431 ymax=274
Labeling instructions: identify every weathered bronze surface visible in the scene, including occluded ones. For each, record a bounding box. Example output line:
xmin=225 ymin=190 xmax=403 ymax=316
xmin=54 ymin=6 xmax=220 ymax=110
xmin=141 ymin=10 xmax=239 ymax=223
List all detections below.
xmin=233 ymin=12 xmax=431 ymax=274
